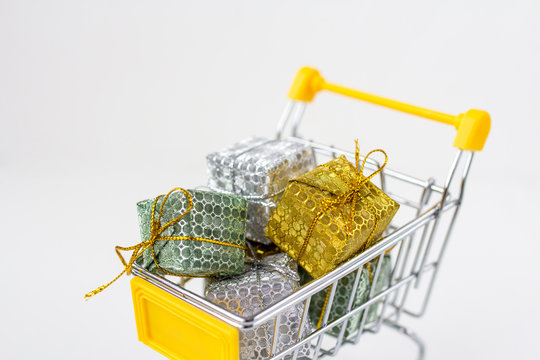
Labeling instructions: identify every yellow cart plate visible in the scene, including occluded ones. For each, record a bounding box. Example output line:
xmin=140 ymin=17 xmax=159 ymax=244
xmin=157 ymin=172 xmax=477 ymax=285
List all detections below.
xmin=131 ymin=277 xmax=239 ymax=360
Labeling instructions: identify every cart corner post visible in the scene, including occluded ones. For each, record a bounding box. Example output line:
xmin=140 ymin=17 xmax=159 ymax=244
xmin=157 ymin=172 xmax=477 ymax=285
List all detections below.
xmin=453 ymin=109 xmax=491 ymax=151
xmin=287 ymin=67 xmax=325 ymax=102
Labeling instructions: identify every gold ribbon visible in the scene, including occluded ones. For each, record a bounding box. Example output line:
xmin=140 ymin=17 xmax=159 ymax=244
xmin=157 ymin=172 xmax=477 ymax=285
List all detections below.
xmin=296 ymin=141 xmax=388 ymax=262
xmin=85 ymin=187 xmax=247 ymax=299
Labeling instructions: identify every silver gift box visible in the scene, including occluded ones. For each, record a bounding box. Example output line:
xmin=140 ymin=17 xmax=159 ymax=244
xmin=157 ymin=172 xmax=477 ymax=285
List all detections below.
xmin=206 ymin=137 xmax=315 ymax=244
xmin=205 ymin=253 xmax=311 ymax=360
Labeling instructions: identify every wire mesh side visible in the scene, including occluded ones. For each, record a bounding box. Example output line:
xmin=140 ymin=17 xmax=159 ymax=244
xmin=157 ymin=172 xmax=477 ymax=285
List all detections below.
xmin=264 ymin=151 xmax=471 ymax=360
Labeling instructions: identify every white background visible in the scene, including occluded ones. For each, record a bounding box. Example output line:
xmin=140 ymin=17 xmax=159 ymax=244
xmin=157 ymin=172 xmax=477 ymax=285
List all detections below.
xmin=1 ymin=1 xmax=539 ymax=359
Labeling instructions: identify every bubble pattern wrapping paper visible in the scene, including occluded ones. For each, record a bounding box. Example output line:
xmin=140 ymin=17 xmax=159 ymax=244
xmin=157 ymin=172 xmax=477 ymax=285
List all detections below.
xmin=135 ymin=189 xmax=247 ymax=277
xmin=205 ymin=253 xmax=311 ymax=360
xmin=207 ymin=137 xmax=315 ymax=244
xmin=265 ymin=155 xmax=399 ymax=279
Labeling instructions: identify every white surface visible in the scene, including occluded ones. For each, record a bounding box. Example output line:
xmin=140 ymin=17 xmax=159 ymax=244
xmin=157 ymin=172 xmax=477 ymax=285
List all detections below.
xmin=1 ymin=1 xmax=539 ymax=359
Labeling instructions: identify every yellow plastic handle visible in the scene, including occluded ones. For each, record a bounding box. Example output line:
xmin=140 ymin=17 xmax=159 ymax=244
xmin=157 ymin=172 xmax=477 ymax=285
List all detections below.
xmin=287 ymin=67 xmax=491 ymax=151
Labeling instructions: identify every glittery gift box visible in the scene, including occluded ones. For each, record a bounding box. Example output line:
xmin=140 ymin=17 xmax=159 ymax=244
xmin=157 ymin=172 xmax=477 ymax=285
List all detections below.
xmin=265 ymin=154 xmax=399 ymax=279
xmin=205 ymin=253 xmax=311 ymax=360
xmin=207 ymin=137 xmax=315 ymax=245
xmin=135 ymin=189 xmax=248 ymax=277
xmin=304 ymin=255 xmax=392 ymax=337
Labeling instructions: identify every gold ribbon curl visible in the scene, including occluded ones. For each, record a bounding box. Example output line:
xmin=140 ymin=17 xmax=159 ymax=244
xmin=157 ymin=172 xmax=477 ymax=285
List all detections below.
xmin=296 ymin=140 xmax=388 ymax=263
xmin=85 ymin=187 xmax=247 ymax=299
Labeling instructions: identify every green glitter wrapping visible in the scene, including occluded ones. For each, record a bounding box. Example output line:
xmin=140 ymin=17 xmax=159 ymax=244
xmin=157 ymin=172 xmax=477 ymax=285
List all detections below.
xmin=301 ymin=255 xmax=391 ymax=337
xmin=135 ymin=189 xmax=247 ymax=277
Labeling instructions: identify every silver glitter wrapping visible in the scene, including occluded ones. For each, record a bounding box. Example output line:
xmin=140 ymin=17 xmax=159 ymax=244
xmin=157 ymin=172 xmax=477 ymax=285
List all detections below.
xmin=206 ymin=137 xmax=315 ymax=244
xmin=205 ymin=253 xmax=311 ymax=360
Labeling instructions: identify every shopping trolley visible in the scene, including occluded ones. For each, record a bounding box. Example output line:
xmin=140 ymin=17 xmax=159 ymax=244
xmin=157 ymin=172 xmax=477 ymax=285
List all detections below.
xmin=130 ymin=67 xmax=490 ymax=360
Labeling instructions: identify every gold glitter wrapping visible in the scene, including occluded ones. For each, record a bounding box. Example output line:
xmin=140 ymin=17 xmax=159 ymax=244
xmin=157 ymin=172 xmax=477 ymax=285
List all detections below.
xmin=265 ymin=154 xmax=399 ymax=279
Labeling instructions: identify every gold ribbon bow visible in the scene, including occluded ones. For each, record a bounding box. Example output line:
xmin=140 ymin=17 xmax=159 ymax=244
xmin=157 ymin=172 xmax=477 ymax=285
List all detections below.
xmin=85 ymin=187 xmax=247 ymax=299
xmin=296 ymin=140 xmax=388 ymax=262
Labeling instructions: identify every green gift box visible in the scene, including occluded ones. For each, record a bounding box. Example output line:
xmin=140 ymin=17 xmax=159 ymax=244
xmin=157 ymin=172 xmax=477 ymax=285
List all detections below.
xmin=135 ymin=188 xmax=248 ymax=277
xmin=303 ymin=255 xmax=391 ymax=337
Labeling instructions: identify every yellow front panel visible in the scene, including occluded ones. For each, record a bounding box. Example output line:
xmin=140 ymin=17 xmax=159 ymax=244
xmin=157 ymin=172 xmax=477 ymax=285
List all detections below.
xmin=131 ymin=277 xmax=239 ymax=360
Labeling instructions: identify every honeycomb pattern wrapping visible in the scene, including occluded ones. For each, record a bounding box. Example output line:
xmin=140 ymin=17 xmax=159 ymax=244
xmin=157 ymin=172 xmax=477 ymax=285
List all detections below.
xmin=304 ymin=255 xmax=392 ymax=338
xmin=265 ymin=155 xmax=399 ymax=279
xmin=135 ymin=189 xmax=247 ymax=277
xmin=207 ymin=137 xmax=315 ymax=244
xmin=205 ymin=253 xmax=312 ymax=360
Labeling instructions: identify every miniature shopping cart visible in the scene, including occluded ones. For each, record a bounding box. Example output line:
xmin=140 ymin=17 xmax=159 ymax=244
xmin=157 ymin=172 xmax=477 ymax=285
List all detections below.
xmin=129 ymin=67 xmax=491 ymax=360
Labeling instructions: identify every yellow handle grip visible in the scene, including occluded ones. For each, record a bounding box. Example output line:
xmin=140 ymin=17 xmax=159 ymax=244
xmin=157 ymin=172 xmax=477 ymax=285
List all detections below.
xmin=287 ymin=67 xmax=491 ymax=151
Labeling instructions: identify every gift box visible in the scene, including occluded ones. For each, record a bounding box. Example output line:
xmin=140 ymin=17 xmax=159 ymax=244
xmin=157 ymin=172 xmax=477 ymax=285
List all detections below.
xmin=136 ymin=188 xmax=248 ymax=277
xmin=205 ymin=253 xmax=311 ymax=360
xmin=305 ymin=255 xmax=392 ymax=337
xmin=265 ymin=150 xmax=400 ymax=279
xmin=207 ymin=137 xmax=315 ymax=244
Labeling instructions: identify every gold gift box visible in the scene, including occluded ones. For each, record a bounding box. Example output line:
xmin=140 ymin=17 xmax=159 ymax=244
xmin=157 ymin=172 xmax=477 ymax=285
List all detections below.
xmin=265 ymin=152 xmax=399 ymax=279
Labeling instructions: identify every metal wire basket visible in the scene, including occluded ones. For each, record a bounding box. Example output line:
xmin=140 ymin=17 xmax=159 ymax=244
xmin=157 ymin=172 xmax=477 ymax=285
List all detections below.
xmin=130 ymin=67 xmax=490 ymax=360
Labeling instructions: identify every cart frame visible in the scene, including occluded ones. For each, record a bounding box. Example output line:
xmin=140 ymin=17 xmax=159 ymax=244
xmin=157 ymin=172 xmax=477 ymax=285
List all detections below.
xmin=131 ymin=67 xmax=490 ymax=360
